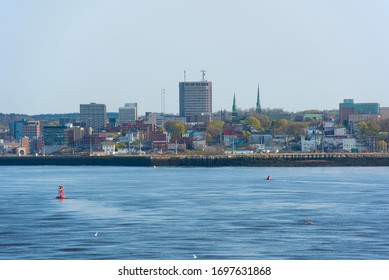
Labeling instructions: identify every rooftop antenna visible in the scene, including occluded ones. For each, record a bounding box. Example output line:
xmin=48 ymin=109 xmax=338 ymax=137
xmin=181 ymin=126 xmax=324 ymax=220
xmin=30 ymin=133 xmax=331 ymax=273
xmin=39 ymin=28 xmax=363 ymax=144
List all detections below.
xmin=161 ymin=88 xmax=165 ymax=114
xmin=201 ymin=70 xmax=206 ymax=81
xmin=184 ymin=70 xmax=186 ymax=82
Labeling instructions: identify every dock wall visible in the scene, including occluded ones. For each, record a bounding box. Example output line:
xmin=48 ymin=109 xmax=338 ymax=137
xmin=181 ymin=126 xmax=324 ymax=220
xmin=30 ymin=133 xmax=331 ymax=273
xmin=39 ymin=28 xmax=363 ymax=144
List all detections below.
xmin=1 ymin=153 xmax=389 ymax=167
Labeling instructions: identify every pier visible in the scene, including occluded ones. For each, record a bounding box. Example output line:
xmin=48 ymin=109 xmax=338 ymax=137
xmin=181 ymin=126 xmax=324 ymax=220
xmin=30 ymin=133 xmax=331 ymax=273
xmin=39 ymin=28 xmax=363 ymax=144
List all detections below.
xmin=1 ymin=153 xmax=389 ymax=167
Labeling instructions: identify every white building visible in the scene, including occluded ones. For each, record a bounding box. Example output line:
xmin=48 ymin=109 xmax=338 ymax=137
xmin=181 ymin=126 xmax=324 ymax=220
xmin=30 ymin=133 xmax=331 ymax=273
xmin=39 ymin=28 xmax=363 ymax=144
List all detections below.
xmin=301 ymin=136 xmax=316 ymax=152
xmin=102 ymin=141 xmax=115 ymax=155
xmin=342 ymin=138 xmax=357 ymax=152
xmin=334 ymin=128 xmax=347 ymax=136
xmin=144 ymin=112 xmax=186 ymax=128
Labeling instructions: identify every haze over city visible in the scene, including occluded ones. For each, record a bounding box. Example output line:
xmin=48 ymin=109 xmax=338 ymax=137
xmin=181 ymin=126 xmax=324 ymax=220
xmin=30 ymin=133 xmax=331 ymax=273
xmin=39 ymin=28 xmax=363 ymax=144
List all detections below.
xmin=1 ymin=0 xmax=388 ymax=115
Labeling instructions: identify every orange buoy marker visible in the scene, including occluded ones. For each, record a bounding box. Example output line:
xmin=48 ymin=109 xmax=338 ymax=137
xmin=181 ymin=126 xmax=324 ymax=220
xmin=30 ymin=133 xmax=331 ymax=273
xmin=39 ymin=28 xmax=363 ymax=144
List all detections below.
xmin=56 ymin=185 xmax=67 ymax=199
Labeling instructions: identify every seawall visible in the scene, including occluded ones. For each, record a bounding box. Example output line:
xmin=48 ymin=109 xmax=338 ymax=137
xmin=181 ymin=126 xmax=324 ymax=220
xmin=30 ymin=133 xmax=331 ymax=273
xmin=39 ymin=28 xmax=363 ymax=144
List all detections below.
xmin=1 ymin=153 xmax=389 ymax=167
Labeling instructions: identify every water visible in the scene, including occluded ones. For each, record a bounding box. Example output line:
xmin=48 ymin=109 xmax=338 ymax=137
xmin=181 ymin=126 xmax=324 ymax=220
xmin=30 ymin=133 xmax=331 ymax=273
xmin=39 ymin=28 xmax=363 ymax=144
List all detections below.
xmin=0 ymin=166 xmax=388 ymax=260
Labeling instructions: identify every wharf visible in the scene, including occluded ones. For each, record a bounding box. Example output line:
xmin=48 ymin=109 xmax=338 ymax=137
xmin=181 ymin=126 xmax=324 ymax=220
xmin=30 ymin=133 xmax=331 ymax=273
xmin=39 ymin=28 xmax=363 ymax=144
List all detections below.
xmin=1 ymin=153 xmax=389 ymax=167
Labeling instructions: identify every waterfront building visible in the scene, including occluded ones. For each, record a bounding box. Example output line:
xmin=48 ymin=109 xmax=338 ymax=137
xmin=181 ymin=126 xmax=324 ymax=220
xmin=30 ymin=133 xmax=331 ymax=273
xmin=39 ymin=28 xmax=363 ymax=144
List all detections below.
xmin=102 ymin=141 xmax=115 ymax=155
xmin=80 ymin=103 xmax=107 ymax=133
xmin=18 ymin=137 xmax=30 ymax=155
xmin=13 ymin=119 xmax=40 ymax=141
xmin=179 ymin=77 xmax=212 ymax=122
xmin=119 ymin=103 xmax=138 ymax=125
xmin=151 ymin=130 xmax=168 ymax=153
xmin=43 ymin=126 xmax=68 ymax=146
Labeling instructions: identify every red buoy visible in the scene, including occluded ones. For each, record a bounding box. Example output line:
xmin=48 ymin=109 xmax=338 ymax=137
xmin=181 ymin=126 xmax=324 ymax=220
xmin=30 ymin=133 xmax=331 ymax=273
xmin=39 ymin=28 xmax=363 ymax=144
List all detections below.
xmin=57 ymin=185 xmax=67 ymax=199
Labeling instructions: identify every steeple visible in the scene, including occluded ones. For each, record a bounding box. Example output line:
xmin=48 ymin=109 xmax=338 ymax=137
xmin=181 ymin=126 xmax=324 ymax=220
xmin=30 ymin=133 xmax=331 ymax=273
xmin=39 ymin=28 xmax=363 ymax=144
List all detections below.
xmin=232 ymin=93 xmax=237 ymax=118
xmin=256 ymin=84 xmax=262 ymax=114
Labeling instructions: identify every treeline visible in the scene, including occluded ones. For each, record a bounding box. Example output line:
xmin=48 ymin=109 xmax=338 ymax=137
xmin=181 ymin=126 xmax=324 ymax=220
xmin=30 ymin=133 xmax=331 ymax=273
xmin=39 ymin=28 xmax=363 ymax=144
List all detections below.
xmin=0 ymin=113 xmax=29 ymax=130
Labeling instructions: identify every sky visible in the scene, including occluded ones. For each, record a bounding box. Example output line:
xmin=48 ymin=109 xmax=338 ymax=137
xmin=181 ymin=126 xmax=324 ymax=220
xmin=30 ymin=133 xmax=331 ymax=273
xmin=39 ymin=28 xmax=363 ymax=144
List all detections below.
xmin=1 ymin=0 xmax=389 ymax=115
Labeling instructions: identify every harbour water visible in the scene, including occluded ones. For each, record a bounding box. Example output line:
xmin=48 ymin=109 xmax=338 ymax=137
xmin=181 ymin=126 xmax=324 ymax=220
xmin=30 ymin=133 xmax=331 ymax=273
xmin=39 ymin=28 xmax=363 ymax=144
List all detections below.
xmin=0 ymin=166 xmax=388 ymax=260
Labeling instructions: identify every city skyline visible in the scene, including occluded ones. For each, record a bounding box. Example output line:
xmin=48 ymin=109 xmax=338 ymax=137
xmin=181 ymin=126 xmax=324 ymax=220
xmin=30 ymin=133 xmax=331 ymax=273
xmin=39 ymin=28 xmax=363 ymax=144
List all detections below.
xmin=1 ymin=1 xmax=389 ymax=115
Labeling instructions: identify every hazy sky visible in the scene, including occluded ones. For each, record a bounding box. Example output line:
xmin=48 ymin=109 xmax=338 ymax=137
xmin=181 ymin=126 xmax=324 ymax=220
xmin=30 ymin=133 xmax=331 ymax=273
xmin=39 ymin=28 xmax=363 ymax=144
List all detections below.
xmin=1 ymin=0 xmax=388 ymax=115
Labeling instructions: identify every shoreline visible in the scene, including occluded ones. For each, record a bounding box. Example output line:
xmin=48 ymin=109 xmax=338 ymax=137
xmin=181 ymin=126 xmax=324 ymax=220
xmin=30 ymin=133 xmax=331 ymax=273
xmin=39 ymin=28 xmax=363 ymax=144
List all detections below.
xmin=1 ymin=153 xmax=389 ymax=167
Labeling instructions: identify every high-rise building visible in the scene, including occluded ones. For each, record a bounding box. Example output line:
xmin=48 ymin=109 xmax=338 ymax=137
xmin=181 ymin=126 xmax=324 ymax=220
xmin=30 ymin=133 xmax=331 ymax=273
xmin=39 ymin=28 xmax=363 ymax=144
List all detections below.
xmin=80 ymin=103 xmax=107 ymax=133
xmin=119 ymin=103 xmax=138 ymax=125
xmin=179 ymin=77 xmax=212 ymax=122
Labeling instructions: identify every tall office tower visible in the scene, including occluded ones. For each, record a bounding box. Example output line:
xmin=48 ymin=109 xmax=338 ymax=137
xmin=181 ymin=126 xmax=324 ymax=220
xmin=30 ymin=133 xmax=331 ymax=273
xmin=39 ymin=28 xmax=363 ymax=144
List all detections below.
xmin=80 ymin=103 xmax=107 ymax=133
xmin=119 ymin=103 xmax=138 ymax=125
xmin=179 ymin=74 xmax=212 ymax=122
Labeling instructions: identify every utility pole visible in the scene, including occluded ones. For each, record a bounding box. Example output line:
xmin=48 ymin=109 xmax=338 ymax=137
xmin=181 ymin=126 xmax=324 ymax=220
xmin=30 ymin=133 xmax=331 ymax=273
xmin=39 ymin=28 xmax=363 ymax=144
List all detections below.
xmin=161 ymin=88 xmax=165 ymax=114
xmin=232 ymin=135 xmax=235 ymax=154
xmin=89 ymin=134 xmax=92 ymax=156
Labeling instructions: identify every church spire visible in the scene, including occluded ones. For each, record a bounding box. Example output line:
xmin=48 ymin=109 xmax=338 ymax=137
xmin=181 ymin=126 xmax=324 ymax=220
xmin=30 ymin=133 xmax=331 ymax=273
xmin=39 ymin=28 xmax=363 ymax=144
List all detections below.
xmin=232 ymin=93 xmax=238 ymax=118
xmin=256 ymin=84 xmax=262 ymax=114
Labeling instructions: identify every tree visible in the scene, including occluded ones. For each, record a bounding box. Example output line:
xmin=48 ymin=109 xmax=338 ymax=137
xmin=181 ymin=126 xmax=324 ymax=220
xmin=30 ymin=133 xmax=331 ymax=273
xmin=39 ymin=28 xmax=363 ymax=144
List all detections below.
xmin=206 ymin=120 xmax=225 ymax=142
xmin=241 ymin=116 xmax=261 ymax=130
xmin=272 ymin=119 xmax=290 ymax=135
xmin=274 ymin=119 xmax=289 ymax=128
xmin=376 ymin=140 xmax=388 ymax=152
xmin=285 ymin=122 xmax=308 ymax=138
xmin=258 ymin=115 xmax=271 ymax=130
xmin=164 ymin=120 xmax=186 ymax=139
xmin=366 ymin=120 xmax=380 ymax=136
xmin=357 ymin=121 xmax=368 ymax=135
xmin=357 ymin=120 xmax=380 ymax=137
xmin=379 ymin=118 xmax=389 ymax=132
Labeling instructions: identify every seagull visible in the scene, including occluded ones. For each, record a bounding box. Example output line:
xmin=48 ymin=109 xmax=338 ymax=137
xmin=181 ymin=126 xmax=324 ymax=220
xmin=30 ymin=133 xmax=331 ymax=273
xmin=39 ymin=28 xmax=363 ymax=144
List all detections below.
xmin=193 ymin=254 xmax=197 ymax=259
xmin=95 ymin=232 xmax=99 ymax=237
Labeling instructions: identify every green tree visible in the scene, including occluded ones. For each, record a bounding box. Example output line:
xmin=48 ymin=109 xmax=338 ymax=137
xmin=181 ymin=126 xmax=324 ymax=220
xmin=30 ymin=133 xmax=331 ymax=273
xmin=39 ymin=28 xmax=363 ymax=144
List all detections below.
xmin=272 ymin=119 xmax=290 ymax=135
xmin=164 ymin=120 xmax=186 ymax=139
xmin=241 ymin=116 xmax=261 ymax=130
xmin=366 ymin=120 xmax=380 ymax=136
xmin=357 ymin=121 xmax=368 ymax=135
xmin=274 ymin=119 xmax=289 ymax=128
xmin=357 ymin=120 xmax=380 ymax=136
xmin=206 ymin=120 xmax=225 ymax=142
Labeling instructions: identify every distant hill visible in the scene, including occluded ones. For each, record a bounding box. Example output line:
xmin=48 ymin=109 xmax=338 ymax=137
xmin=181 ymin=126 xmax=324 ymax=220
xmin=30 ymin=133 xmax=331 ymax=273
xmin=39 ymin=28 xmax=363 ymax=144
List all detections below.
xmin=31 ymin=113 xmax=80 ymax=121
xmin=0 ymin=113 xmax=29 ymax=129
xmin=0 ymin=112 xmax=120 ymax=130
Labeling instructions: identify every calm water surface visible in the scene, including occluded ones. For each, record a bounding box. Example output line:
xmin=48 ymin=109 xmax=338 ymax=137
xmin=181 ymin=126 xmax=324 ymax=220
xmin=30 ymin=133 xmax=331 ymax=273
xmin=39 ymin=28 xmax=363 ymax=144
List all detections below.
xmin=0 ymin=166 xmax=388 ymax=260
